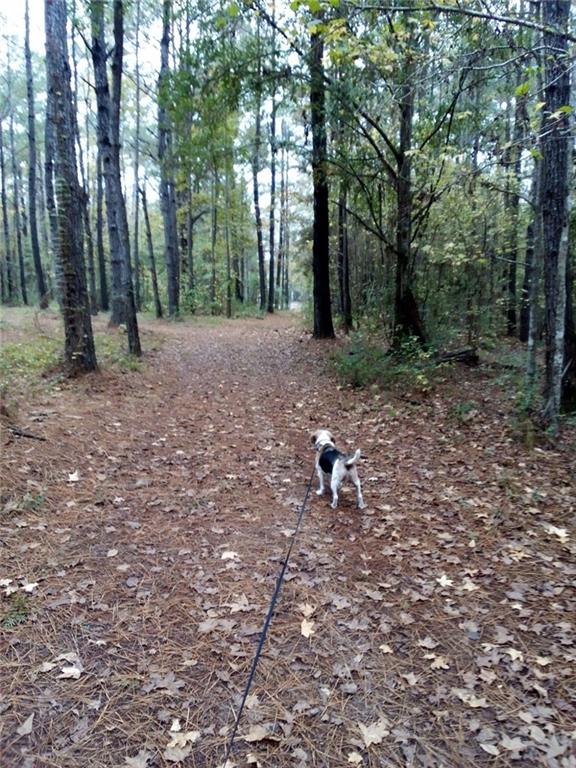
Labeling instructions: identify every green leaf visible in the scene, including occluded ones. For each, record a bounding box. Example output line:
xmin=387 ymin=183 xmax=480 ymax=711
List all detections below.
xmin=515 ymin=81 xmax=530 ymax=97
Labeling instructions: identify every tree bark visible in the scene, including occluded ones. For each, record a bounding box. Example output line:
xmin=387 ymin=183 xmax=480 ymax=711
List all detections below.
xmin=95 ymin=148 xmax=109 ymax=311
xmin=44 ymin=0 xmax=97 ymax=373
xmin=139 ymin=184 xmax=163 ymax=319
xmin=158 ymin=0 xmax=180 ymax=317
xmin=25 ymin=0 xmax=49 ymax=308
xmin=338 ymin=182 xmax=352 ymax=332
xmin=44 ymin=89 xmax=62 ymax=307
xmin=540 ymin=0 xmax=571 ymax=430
xmin=0 ymin=119 xmax=16 ymax=303
xmin=8 ymin=109 xmax=28 ymax=305
xmin=394 ymin=69 xmax=426 ymax=346
xmin=309 ymin=17 xmax=334 ymax=339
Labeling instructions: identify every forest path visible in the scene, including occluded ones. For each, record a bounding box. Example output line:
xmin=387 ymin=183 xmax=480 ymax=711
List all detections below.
xmin=1 ymin=313 xmax=575 ymax=768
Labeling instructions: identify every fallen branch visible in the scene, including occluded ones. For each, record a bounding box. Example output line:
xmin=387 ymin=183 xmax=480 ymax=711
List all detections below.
xmin=436 ymin=348 xmax=480 ymax=366
xmin=8 ymin=427 xmax=47 ymax=441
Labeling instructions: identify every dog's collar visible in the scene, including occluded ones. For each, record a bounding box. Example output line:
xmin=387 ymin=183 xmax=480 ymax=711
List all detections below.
xmin=317 ymin=441 xmax=336 ymax=453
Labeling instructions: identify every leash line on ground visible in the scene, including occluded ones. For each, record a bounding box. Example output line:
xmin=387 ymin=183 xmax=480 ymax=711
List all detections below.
xmin=221 ymin=465 xmax=316 ymax=766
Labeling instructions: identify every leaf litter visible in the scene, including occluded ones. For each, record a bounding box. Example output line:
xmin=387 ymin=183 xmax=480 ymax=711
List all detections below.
xmin=0 ymin=312 xmax=574 ymax=767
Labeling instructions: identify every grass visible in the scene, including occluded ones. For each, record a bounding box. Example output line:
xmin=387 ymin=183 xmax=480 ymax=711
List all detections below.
xmin=0 ymin=313 xmax=152 ymax=391
xmin=1 ymin=593 xmax=30 ymax=630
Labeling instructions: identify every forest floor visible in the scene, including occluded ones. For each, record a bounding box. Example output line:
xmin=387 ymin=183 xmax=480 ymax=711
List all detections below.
xmin=0 ymin=308 xmax=575 ymax=768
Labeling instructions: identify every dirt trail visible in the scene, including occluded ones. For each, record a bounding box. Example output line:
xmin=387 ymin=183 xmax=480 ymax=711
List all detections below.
xmin=1 ymin=314 xmax=574 ymax=768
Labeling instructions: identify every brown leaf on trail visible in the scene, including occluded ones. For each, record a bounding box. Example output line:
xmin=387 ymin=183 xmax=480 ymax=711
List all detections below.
xmin=494 ymin=625 xmax=514 ymax=644
xmin=298 ymin=602 xmax=316 ymax=618
xmin=452 ymin=689 xmax=488 ymax=708
xmin=479 ymin=743 xmax=500 ymax=756
xmin=243 ymin=724 xmax=281 ymax=743
xmin=500 ymin=734 xmax=526 ymax=753
xmin=163 ymin=730 xmax=201 ymax=762
xmin=417 ymin=636 xmax=439 ymax=650
xmin=16 ymin=713 xmax=34 ymax=737
xmin=301 ymin=618 xmax=316 ymax=638
xmin=124 ymin=750 xmax=152 ymax=768
xmin=143 ymin=671 xmax=185 ymax=695
xmin=357 ymin=717 xmax=390 ymax=747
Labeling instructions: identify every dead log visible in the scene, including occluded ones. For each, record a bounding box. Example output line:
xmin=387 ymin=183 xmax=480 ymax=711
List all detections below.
xmin=435 ymin=348 xmax=480 ymax=366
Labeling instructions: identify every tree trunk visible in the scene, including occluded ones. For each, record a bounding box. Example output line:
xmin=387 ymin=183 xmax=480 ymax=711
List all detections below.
xmin=132 ymin=0 xmax=142 ymax=311
xmin=309 ymin=17 xmax=334 ymax=339
xmin=90 ymin=0 xmax=124 ymax=324
xmin=111 ymin=0 xmax=141 ymax=355
xmin=71 ymin=0 xmax=97 ymax=314
xmin=267 ymin=21 xmax=277 ymax=315
xmin=44 ymin=93 xmax=61 ymax=306
xmin=394 ymin=70 xmax=426 ymax=346
xmin=158 ymin=0 xmax=180 ymax=317
xmin=25 ymin=0 xmax=49 ymax=308
xmin=45 ymin=0 xmax=97 ymax=373
xmin=90 ymin=0 xmax=140 ymax=354
xmin=96 ymin=149 xmax=109 ymax=311
xmin=504 ymin=84 xmax=526 ymax=336
xmin=338 ymin=182 xmax=352 ymax=332
xmin=540 ymin=0 xmax=571 ymax=431
xmin=9 ymin=110 xmax=28 ymax=305
xmin=139 ymin=184 xmax=163 ymax=319
xmin=0 ymin=119 xmax=16 ymax=303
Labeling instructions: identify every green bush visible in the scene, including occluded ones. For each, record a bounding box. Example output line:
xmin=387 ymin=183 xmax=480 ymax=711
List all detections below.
xmin=333 ymin=333 xmax=438 ymax=392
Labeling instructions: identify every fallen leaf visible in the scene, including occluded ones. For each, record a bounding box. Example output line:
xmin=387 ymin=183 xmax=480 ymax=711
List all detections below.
xmin=358 ymin=717 xmax=390 ymax=747
xmin=125 ymin=750 xmax=152 ymax=768
xmin=500 ymin=734 xmax=526 ymax=752
xmin=301 ymin=618 xmax=316 ymax=638
xmin=298 ymin=602 xmax=316 ymax=618
xmin=58 ymin=664 xmax=83 ymax=680
xmin=379 ymin=644 xmax=393 ymax=654
xmin=347 ymin=752 xmax=364 ymax=764
xmin=243 ymin=724 xmax=280 ymax=743
xmin=16 ymin=713 xmax=34 ymax=737
xmin=479 ymin=743 xmax=500 ymax=756
xmin=221 ymin=551 xmax=239 ymax=560
xmin=68 ymin=471 xmax=80 ymax=482
xmin=436 ymin=574 xmax=453 ymax=587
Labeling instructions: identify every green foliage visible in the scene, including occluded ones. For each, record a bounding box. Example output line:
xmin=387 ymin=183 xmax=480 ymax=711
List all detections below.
xmin=333 ymin=333 xmax=437 ymax=392
xmin=0 ymin=336 xmax=61 ymax=389
xmin=1 ymin=593 xmax=30 ymax=630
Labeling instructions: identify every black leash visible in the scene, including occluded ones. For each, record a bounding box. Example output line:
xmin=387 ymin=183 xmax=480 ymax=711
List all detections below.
xmin=222 ymin=465 xmax=316 ymax=765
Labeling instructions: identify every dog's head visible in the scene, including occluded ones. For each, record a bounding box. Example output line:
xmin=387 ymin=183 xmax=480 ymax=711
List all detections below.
xmin=311 ymin=429 xmax=335 ymax=451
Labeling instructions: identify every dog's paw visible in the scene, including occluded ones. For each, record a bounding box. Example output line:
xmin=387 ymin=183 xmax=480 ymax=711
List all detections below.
xmin=331 ymin=501 xmax=338 ymax=509
xmin=316 ymin=489 xmax=324 ymax=496
xmin=358 ymin=501 xmax=367 ymax=510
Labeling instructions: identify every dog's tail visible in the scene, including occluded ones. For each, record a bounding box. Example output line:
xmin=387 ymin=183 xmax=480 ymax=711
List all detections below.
xmin=345 ymin=449 xmax=361 ymax=468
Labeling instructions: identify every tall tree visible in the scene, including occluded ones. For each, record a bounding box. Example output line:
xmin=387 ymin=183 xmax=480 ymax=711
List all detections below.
xmin=309 ymin=13 xmax=334 ymax=339
xmin=44 ymin=0 xmax=97 ymax=373
xmin=158 ymin=0 xmax=180 ymax=317
xmin=540 ymin=0 xmax=572 ymax=430
xmin=8 ymin=106 xmax=28 ymax=305
xmin=0 ymin=117 xmax=16 ymax=303
xmin=25 ymin=0 xmax=49 ymax=308
xmin=89 ymin=0 xmax=141 ymax=354
xmin=252 ymin=18 xmax=267 ymax=312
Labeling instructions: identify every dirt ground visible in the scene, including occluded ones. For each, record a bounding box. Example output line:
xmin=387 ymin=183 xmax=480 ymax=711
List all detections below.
xmin=0 ymin=310 xmax=575 ymax=768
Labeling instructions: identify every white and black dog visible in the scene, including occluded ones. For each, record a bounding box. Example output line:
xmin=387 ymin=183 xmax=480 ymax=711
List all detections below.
xmin=312 ymin=429 xmax=366 ymax=509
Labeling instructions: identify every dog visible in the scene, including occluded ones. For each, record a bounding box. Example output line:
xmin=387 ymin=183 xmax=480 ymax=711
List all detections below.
xmin=312 ymin=429 xmax=366 ymax=509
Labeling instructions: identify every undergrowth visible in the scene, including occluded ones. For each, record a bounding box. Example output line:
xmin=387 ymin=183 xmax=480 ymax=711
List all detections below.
xmin=333 ymin=333 xmax=439 ymax=392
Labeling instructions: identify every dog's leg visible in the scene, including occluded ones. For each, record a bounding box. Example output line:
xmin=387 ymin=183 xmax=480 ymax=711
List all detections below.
xmin=330 ymin=471 xmax=342 ymax=509
xmin=350 ymin=468 xmax=366 ymax=509
xmin=316 ymin=465 xmax=325 ymax=496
